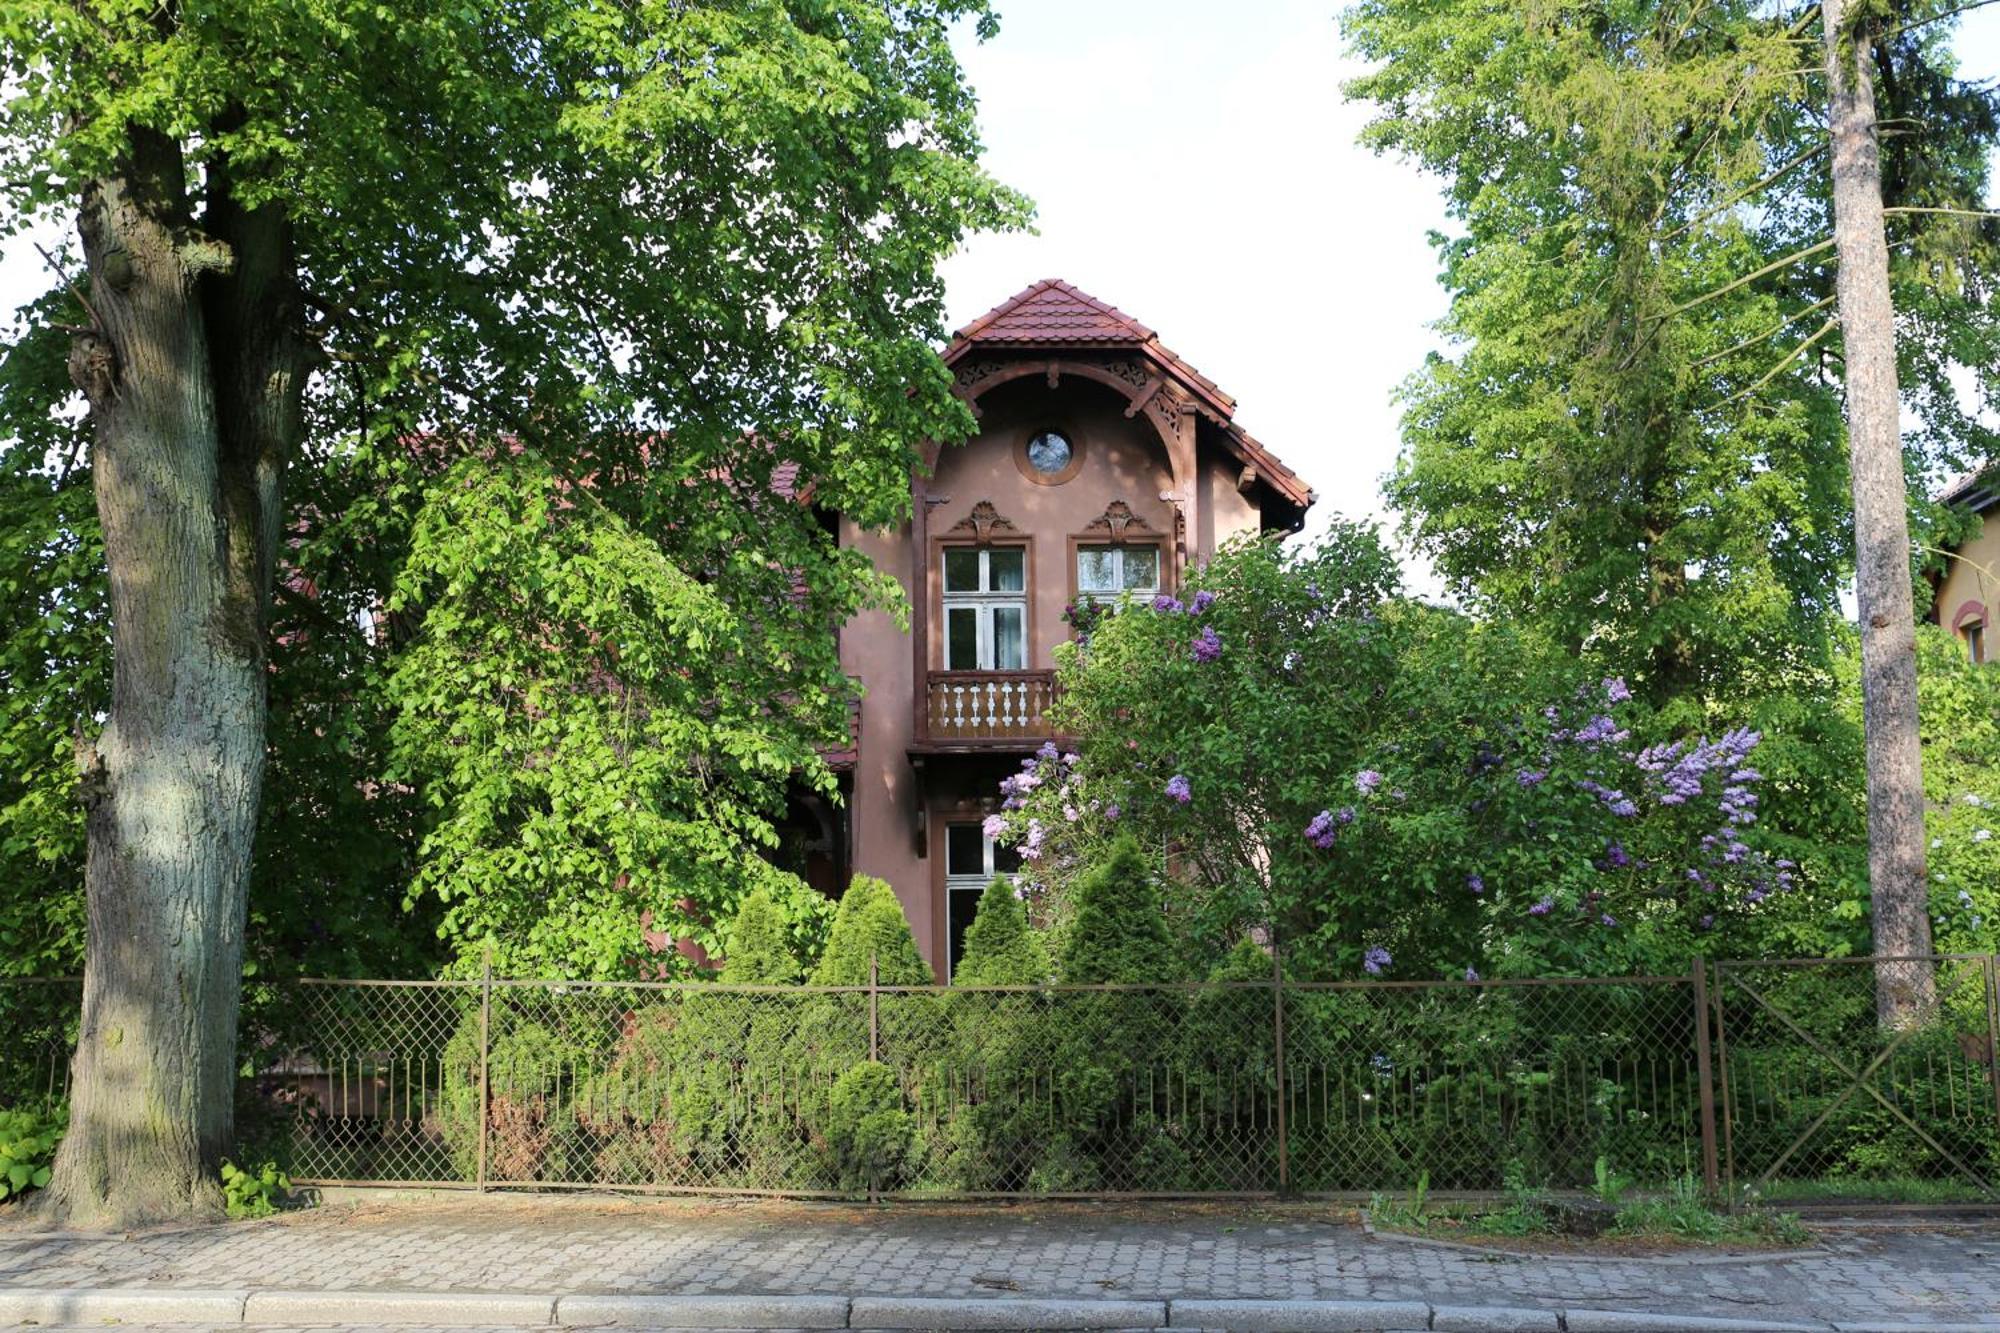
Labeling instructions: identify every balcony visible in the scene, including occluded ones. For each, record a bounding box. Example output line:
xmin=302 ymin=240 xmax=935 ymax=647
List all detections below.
xmin=921 ymin=670 xmax=1057 ymax=748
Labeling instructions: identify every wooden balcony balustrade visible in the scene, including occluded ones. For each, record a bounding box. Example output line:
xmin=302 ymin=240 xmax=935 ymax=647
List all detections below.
xmin=923 ymin=670 xmax=1057 ymax=744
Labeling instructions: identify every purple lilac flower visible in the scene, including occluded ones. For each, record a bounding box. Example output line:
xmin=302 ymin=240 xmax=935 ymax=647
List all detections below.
xmin=1338 ymin=805 xmax=1357 ymax=824
xmin=1467 ymin=873 xmax=1485 ymax=894
xmin=1464 ymin=967 xmax=1481 ymax=982
xmin=1152 ymin=594 xmax=1185 ymax=614
xmin=1603 ymin=841 xmax=1630 ymax=869
xmin=982 ymin=813 xmax=1006 ymax=840
xmin=1036 ymin=741 xmax=1059 ymax=763
xmin=1363 ymin=946 xmax=1392 ymax=976
xmin=1166 ymin=774 xmax=1192 ymax=804
xmin=1517 ymin=768 xmax=1547 ymax=787
xmin=1573 ymin=714 xmax=1629 ymax=745
xmin=1304 ymin=810 xmax=1339 ymax=849
xmin=1190 ymin=589 xmax=1216 ymax=615
xmin=1355 ymin=769 xmax=1384 ymax=795
xmin=1191 ymin=625 xmax=1222 ymax=663
xmin=1608 ymin=798 xmax=1637 ymax=818
xmin=1021 ymin=820 xmax=1045 ymax=861
xmin=1529 ymin=897 xmax=1554 ymax=917
xmin=1605 ymin=677 xmax=1633 ymax=703
xmin=1600 ymin=913 xmax=1618 ymax=927
xmin=1104 ymin=803 xmax=1120 ymax=822
xmin=1698 ymin=914 xmax=1715 ymax=930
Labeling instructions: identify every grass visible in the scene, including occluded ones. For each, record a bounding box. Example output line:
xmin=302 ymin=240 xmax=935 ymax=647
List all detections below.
xmin=1366 ymin=1169 xmax=1814 ymax=1248
xmin=1748 ymin=1175 xmax=1995 ymax=1205
xmin=1611 ymin=1175 xmax=1812 ymax=1245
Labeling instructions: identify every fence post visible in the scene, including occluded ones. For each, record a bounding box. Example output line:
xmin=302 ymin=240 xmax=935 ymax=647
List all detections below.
xmin=868 ymin=953 xmax=880 ymax=1206
xmin=476 ymin=948 xmax=492 ymax=1192
xmin=1986 ymin=954 xmax=2000 ymax=1148
xmin=1690 ymin=955 xmax=1720 ymax=1198
xmin=1272 ymin=939 xmax=1289 ymax=1196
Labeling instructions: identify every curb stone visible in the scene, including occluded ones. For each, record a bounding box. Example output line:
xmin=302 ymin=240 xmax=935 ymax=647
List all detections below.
xmin=1562 ymin=1314 xmax=1830 ymax=1332
xmin=1430 ymin=1307 xmax=1561 ymax=1332
xmin=557 ymin=1294 xmax=850 ymax=1328
xmin=0 ymin=1287 xmax=249 ymax=1325
xmin=243 ymin=1290 xmax=557 ymax=1325
xmin=1168 ymin=1299 xmax=1432 ymax=1330
xmin=849 ymin=1296 xmax=1165 ymax=1329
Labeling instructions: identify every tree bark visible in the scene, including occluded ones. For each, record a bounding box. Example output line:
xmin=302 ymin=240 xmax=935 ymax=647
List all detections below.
xmin=46 ymin=124 xmax=304 ymax=1227
xmin=1820 ymin=0 xmax=1936 ymax=1027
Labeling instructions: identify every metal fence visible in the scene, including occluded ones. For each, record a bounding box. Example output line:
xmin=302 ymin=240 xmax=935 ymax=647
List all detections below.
xmin=8 ymin=955 xmax=1999 ymax=1206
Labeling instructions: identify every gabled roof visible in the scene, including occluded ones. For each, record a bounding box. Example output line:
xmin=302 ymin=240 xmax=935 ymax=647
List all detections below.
xmin=943 ymin=279 xmax=1313 ymax=514
xmin=1938 ymin=465 xmax=2000 ymax=514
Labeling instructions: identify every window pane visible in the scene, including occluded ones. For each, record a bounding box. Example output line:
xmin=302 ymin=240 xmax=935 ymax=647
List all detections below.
xmin=989 ymin=547 xmax=1025 ymax=592
xmin=993 ymin=843 xmax=1022 ymax=875
xmin=944 ymin=547 xmax=982 ymax=593
xmin=1122 ymin=546 xmax=1159 ymax=590
xmin=992 ymin=605 xmax=1025 ymax=669
xmin=947 ymin=887 xmax=985 ymax=980
xmin=1077 ymin=547 xmax=1117 ymax=592
xmin=946 ymin=824 xmax=985 ymax=877
xmin=946 ymin=606 xmax=980 ymax=670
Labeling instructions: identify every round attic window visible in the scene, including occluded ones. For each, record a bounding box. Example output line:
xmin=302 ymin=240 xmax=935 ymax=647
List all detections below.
xmin=1025 ymin=429 xmax=1073 ymax=475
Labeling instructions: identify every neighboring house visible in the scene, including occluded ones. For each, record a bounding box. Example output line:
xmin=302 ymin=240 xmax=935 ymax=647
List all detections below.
xmin=814 ymin=279 xmax=1316 ymax=979
xmin=1931 ymin=470 xmax=2000 ymax=663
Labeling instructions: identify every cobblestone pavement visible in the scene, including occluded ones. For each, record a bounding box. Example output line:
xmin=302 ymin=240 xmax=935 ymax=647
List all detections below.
xmin=0 ymin=1198 xmax=1995 ymax=1326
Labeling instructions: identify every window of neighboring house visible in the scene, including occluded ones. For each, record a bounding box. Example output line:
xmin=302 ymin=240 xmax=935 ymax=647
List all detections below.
xmin=1969 ymin=621 xmax=1987 ymax=665
xmin=944 ymin=821 xmax=1022 ymax=980
xmin=942 ymin=545 xmax=1027 ymax=670
xmin=1076 ymin=543 xmax=1161 ymax=603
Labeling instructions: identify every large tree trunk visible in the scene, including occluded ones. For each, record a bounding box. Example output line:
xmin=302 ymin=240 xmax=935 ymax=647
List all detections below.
xmin=1820 ymin=0 xmax=1936 ymax=1027
xmin=47 ymin=126 xmax=303 ymax=1227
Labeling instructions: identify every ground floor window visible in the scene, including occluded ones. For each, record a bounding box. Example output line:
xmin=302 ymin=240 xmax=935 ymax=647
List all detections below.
xmin=1968 ymin=620 xmax=1986 ymax=665
xmin=944 ymin=821 xmax=1022 ymax=980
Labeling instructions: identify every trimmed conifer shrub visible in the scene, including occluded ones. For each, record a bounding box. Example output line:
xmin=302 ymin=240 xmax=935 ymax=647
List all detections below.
xmin=1059 ymin=834 xmax=1173 ymax=984
xmin=952 ymin=877 xmax=1049 ymax=986
xmin=811 ymin=876 xmax=931 ymax=987
xmin=722 ymin=888 xmax=800 ymax=985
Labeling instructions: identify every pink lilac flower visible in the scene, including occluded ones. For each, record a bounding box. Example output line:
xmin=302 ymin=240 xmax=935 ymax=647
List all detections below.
xmin=1605 ymin=677 xmax=1633 ymax=703
xmin=1191 ymin=625 xmax=1222 ymax=663
xmin=1355 ymin=769 xmax=1384 ymax=795
xmin=1191 ymin=589 xmax=1216 ymax=614
xmin=1166 ymin=774 xmax=1192 ymax=804
xmin=1363 ymin=946 xmax=1392 ymax=975
xmin=981 ymin=813 xmax=1006 ymax=840
xmin=1021 ymin=820 xmax=1045 ymax=860
xmin=1529 ymin=897 xmax=1554 ymax=916
xmin=1063 ymin=804 xmax=1079 ymax=823
xmin=1062 ymin=751 xmax=1081 ymax=767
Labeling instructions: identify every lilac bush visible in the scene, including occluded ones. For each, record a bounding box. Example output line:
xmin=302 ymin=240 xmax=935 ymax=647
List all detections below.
xmin=986 ymin=529 xmax=1802 ymax=979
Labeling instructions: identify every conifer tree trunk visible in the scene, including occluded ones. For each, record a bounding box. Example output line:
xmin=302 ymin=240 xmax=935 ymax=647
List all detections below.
xmin=47 ymin=128 xmax=305 ymax=1227
xmin=1820 ymin=0 xmax=1935 ymax=1027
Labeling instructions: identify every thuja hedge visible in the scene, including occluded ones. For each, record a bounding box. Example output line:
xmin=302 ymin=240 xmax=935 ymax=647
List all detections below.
xmin=409 ymin=846 xmax=1781 ymax=1194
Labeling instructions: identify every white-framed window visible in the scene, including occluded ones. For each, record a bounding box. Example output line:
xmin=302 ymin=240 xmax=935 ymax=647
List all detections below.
xmin=942 ymin=545 xmax=1027 ymax=671
xmin=944 ymin=822 xmax=1023 ymax=979
xmin=1076 ymin=543 xmax=1161 ymax=603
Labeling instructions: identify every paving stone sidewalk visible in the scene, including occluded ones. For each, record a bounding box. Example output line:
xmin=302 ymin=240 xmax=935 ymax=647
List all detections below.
xmin=0 ymin=1197 xmax=1995 ymax=1328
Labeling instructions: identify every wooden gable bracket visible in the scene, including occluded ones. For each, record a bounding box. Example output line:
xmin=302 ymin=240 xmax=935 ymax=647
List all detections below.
xmin=1123 ymin=376 xmax=1166 ymax=420
xmin=1236 ymin=465 xmax=1260 ymax=494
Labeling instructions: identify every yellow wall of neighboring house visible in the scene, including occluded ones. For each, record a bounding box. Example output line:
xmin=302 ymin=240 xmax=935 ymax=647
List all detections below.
xmin=1934 ymin=508 xmax=2000 ymax=664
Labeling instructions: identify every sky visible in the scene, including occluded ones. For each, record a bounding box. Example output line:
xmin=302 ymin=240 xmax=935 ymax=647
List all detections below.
xmin=4 ymin=2 xmax=2000 ymax=592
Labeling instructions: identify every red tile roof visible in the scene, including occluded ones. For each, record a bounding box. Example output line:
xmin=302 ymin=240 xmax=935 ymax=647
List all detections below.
xmin=944 ymin=279 xmax=1312 ymax=513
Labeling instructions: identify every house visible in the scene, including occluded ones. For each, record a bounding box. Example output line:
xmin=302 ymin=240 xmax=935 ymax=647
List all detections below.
xmin=814 ymin=279 xmax=1316 ymax=979
xmin=1930 ymin=470 xmax=2000 ymax=662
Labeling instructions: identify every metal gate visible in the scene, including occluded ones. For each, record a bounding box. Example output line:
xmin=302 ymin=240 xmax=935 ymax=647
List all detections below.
xmin=1712 ymin=955 xmax=2000 ymax=1206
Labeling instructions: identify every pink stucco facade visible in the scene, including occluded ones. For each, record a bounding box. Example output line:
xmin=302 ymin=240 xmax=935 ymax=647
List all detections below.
xmin=831 ymin=280 xmax=1314 ymax=977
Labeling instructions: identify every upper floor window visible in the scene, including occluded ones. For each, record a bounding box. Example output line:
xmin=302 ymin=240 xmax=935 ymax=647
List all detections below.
xmin=1076 ymin=543 xmax=1160 ymax=603
xmin=943 ymin=545 xmax=1026 ymax=671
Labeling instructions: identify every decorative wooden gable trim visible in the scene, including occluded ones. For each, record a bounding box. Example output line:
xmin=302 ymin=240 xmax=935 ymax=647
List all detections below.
xmin=948 ymin=500 xmax=1018 ymax=542
xmin=1083 ymin=500 xmax=1153 ymax=543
